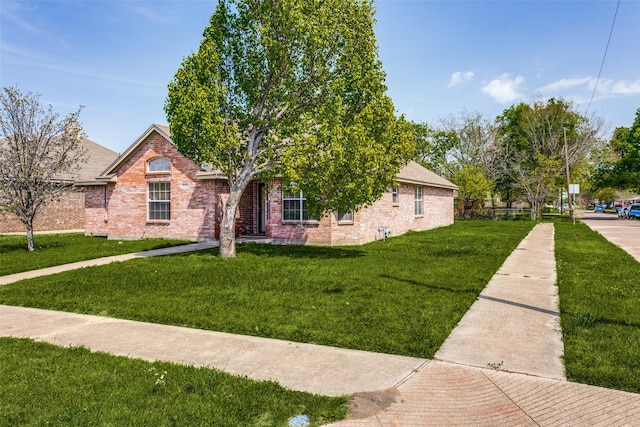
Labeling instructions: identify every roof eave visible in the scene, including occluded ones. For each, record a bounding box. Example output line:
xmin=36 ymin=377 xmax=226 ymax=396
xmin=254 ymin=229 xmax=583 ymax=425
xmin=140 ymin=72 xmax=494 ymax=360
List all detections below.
xmin=397 ymin=177 xmax=459 ymax=190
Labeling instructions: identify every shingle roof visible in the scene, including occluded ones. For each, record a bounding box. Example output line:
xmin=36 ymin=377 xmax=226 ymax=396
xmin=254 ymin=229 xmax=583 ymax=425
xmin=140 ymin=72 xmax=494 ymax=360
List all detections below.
xmin=396 ymin=161 xmax=458 ymax=190
xmin=74 ymin=137 xmax=120 ymax=181
xmin=81 ymin=124 xmax=458 ymax=190
xmin=0 ymin=136 xmax=119 ymax=183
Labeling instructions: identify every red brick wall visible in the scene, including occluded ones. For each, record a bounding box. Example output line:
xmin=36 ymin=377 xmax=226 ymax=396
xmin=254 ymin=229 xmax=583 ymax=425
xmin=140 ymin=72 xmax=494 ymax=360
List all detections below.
xmin=79 ymin=131 xmax=454 ymax=245
xmin=0 ymin=191 xmax=84 ymax=233
xmin=84 ymin=185 xmax=110 ymax=236
xmin=87 ymin=131 xmax=218 ymax=241
xmin=213 ymin=180 xmax=256 ymax=237
xmin=264 ymin=179 xmax=454 ymax=245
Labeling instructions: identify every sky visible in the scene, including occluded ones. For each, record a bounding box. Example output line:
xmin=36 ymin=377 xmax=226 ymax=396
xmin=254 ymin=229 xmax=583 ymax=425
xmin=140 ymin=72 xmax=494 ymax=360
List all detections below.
xmin=1 ymin=0 xmax=639 ymax=154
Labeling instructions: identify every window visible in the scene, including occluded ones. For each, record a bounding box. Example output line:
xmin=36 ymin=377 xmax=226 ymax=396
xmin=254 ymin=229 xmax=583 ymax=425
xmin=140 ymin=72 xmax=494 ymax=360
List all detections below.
xmin=282 ymin=191 xmax=313 ymax=221
xmin=148 ymin=157 xmax=171 ymax=173
xmin=337 ymin=211 xmax=354 ymax=223
xmin=392 ymin=186 xmax=398 ymax=205
xmin=414 ymin=186 xmax=423 ymax=216
xmin=149 ymin=182 xmax=170 ymax=221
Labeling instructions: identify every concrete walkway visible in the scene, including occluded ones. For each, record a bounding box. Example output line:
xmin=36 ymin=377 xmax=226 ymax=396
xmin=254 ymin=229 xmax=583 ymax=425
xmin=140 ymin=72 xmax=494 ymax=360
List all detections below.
xmin=0 ymin=241 xmax=218 ymax=286
xmin=435 ymin=223 xmax=564 ymax=380
xmin=0 ymin=305 xmax=425 ymax=397
xmin=3 ymin=224 xmax=640 ymax=425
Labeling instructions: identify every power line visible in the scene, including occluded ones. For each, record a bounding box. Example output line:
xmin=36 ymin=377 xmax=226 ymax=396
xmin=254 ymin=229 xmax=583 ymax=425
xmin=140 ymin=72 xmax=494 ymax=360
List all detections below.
xmin=586 ymin=0 xmax=621 ymax=116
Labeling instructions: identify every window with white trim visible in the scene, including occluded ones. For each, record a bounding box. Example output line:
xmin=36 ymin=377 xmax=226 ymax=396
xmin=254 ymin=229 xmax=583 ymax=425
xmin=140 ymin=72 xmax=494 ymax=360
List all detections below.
xmin=414 ymin=186 xmax=423 ymax=216
xmin=282 ymin=191 xmax=313 ymax=221
xmin=392 ymin=186 xmax=398 ymax=205
xmin=148 ymin=182 xmax=170 ymax=221
xmin=148 ymin=157 xmax=171 ymax=173
xmin=337 ymin=211 xmax=354 ymax=223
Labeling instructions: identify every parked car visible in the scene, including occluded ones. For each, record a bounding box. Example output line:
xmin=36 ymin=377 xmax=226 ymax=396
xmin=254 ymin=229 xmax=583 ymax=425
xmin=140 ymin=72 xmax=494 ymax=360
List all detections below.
xmin=618 ymin=206 xmax=630 ymax=218
xmin=594 ymin=205 xmax=606 ymax=213
xmin=629 ymin=204 xmax=640 ymax=219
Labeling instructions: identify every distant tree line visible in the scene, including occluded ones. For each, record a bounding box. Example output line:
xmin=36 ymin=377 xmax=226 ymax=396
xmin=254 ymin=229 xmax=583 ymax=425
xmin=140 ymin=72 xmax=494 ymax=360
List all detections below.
xmin=409 ymin=97 xmax=637 ymax=219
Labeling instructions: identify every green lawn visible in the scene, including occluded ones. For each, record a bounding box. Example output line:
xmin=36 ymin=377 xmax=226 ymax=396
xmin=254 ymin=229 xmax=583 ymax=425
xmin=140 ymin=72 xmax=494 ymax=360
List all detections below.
xmin=0 ymin=233 xmax=189 ymax=276
xmin=0 ymin=221 xmax=534 ymax=358
xmin=555 ymin=219 xmax=640 ymax=393
xmin=0 ymin=337 xmax=347 ymax=426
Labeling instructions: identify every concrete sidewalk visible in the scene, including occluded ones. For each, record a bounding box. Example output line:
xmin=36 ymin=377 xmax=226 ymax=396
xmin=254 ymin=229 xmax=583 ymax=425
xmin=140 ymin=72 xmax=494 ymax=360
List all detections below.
xmin=0 ymin=241 xmax=218 ymax=286
xmin=0 ymin=304 xmax=426 ymax=397
xmin=435 ymin=222 xmax=564 ymax=380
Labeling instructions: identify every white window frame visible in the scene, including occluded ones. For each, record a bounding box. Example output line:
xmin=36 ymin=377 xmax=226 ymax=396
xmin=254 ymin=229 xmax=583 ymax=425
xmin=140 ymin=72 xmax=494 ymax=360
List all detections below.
xmin=282 ymin=191 xmax=313 ymax=222
xmin=147 ymin=157 xmax=171 ymax=173
xmin=337 ymin=211 xmax=354 ymax=224
xmin=414 ymin=186 xmax=423 ymax=216
xmin=392 ymin=186 xmax=399 ymax=205
xmin=148 ymin=182 xmax=171 ymax=221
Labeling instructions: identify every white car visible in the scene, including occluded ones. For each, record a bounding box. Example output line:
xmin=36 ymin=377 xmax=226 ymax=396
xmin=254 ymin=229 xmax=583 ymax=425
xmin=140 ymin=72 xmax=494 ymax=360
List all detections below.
xmin=618 ymin=207 xmax=629 ymax=219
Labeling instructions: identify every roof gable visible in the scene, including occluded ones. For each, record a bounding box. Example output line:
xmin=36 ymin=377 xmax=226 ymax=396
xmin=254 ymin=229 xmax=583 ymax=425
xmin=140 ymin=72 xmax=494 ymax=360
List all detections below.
xmin=97 ymin=124 xmax=172 ymax=180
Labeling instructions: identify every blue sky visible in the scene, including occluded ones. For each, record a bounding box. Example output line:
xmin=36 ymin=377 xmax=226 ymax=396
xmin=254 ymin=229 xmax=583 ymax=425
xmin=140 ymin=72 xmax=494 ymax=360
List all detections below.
xmin=1 ymin=0 xmax=638 ymax=153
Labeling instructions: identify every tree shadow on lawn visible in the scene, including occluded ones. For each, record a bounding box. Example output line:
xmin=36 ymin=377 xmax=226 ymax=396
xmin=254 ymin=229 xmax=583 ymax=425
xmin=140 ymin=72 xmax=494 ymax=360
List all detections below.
xmin=567 ymin=311 xmax=640 ymax=329
xmin=236 ymin=242 xmax=366 ymax=259
xmin=379 ymin=274 xmax=479 ymax=294
xmin=171 ymin=242 xmax=366 ymax=260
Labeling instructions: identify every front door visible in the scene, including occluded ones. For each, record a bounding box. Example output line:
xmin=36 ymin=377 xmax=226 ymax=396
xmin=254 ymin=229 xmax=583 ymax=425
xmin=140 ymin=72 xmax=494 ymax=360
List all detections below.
xmin=257 ymin=183 xmax=266 ymax=234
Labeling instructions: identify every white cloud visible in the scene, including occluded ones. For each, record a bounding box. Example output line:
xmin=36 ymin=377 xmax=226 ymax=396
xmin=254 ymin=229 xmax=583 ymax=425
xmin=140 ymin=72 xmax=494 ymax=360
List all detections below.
xmin=538 ymin=77 xmax=595 ymax=93
xmin=538 ymin=77 xmax=640 ymax=97
xmin=448 ymin=71 xmax=475 ymax=88
xmin=481 ymin=73 xmax=525 ymax=104
xmin=597 ymin=79 xmax=640 ymax=96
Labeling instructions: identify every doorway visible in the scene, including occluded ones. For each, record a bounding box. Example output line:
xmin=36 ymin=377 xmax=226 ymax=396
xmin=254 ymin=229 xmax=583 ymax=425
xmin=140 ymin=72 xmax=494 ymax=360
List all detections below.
xmin=257 ymin=183 xmax=266 ymax=234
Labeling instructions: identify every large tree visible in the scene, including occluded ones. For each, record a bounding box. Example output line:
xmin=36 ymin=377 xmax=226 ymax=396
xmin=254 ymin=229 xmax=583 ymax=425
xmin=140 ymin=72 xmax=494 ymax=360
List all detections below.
xmin=495 ymin=98 xmax=603 ymax=219
xmin=0 ymin=86 xmax=86 ymax=251
xmin=594 ymin=108 xmax=640 ymax=193
xmin=165 ymin=0 xmax=414 ymax=258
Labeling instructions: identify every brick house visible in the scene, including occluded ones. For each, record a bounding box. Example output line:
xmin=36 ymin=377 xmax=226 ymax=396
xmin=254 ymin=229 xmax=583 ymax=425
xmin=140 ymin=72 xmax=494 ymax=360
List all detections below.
xmin=0 ymin=138 xmax=119 ymax=234
xmin=79 ymin=124 xmax=458 ymax=245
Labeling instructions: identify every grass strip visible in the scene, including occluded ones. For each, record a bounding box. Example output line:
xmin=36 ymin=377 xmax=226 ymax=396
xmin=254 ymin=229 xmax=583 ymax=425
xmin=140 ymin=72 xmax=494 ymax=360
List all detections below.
xmin=554 ymin=219 xmax=640 ymax=393
xmin=0 ymin=233 xmax=189 ymax=276
xmin=0 ymin=337 xmax=347 ymax=426
xmin=0 ymin=221 xmax=533 ymax=358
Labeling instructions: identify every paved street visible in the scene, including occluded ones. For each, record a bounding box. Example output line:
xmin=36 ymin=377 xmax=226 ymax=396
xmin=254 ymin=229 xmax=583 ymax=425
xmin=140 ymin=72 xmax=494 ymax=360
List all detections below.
xmin=578 ymin=210 xmax=640 ymax=262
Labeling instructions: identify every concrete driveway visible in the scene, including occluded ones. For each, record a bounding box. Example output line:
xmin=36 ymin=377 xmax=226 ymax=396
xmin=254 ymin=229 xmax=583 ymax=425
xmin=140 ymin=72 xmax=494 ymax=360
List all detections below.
xmin=578 ymin=210 xmax=640 ymax=262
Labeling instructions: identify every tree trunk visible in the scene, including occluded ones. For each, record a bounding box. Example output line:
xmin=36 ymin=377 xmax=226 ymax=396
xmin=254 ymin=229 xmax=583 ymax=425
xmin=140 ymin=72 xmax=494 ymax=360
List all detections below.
xmin=219 ymin=173 xmax=253 ymax=259
xmin=25 ymin=219 xmax=35 ymax=252
xmin=219 ymin=190 xmax=241 ymax=258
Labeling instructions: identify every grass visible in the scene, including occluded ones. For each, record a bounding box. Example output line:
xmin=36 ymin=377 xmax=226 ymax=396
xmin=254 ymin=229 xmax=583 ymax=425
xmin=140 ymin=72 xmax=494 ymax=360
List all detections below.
xmin=554 ymin=219 xmax=640 ymax=393
xmin=0 ymin=221 xmax=534 ymax=359
xmin=0 ymin=233 xmax=189 ymax=276
xmin=0 ymin=337 xmax=347 ymax=426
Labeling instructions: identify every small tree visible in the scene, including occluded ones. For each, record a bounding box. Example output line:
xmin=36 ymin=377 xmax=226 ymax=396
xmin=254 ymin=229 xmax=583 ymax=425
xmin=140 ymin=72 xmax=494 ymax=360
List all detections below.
xmin=0 ymin=86 xmax=86 ymax=251
xmin=165 ymin=0 xmax=414 ymax=258
xmin=451 ymin=165 xmax=493 ymax=217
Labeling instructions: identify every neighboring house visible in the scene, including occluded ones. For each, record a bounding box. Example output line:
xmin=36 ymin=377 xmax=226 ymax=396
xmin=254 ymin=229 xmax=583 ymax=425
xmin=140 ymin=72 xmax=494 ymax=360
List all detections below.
xmin=79 ymin=124 xmax=458 ymax=245
xmin=0 ymin=138 xmax=119 ymax=234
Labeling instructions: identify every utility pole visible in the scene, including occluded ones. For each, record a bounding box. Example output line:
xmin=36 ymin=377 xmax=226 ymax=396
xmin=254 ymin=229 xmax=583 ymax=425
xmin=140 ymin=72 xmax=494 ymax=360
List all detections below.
xmin=563 ymin=127 xmax=573 ymax=219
